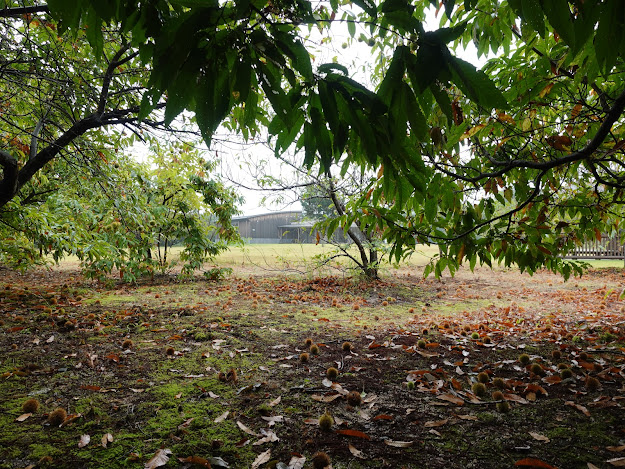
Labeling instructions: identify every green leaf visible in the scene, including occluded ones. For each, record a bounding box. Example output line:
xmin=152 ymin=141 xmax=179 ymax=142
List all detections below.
xmin=424 ymin=197 xmax=437 ymax=223
xmin=351 ymin=0 xmax=377 ymax=18
xmin=318 ymin=63 xmax=349 ymax=76
xmin=401 ymin=83 xmax=428 ymax=140
xmin=348 ymin=19 xmax=356 ymax=38
xmin=406 ymin=43 xmax=445 ymax=93
xmin=594 ymin=2 xmax=624 ymax=74
xmin=446 ymin=56 xmax=509 ymax=109
xmin=521 ymin=0 xmax=545 ymax=38
xmin=540 ymin=0 xmax=575 ymax=47
xmin=378 ymin=46 xmax=407 ymax=104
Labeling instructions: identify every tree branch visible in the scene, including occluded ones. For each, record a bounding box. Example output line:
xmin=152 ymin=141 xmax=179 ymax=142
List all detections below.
xmin=0 ymin=5 xmax=50 ymax=18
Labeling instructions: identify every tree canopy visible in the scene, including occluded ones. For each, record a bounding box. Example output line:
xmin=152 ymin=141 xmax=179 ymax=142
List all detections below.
xmin=1 ymin=0 xmax=625 ymax=278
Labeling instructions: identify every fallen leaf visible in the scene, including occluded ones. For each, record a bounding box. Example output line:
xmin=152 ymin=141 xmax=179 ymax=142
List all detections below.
xmin=373 ymin=414 xmax=393 ymax=421
xmin=608 ymin=458 xmax=625 ymax=467
xmin=311 ymin=394 xmax=341 ymax=403
xmin=145 ymin=449 xmax=172 ymax=469
xmin=268 ymin=396 xmax=281 ymax=407
xmin=207 ymin=456 xmax=230 ymax=467
xmin=15 ymin=413 xmax=32 ymax=422
xmin=101 ymin=433 xmax=113 ymax=448
xmin=437 ymin=393 xmax=464 ymax=405
xmin=237 ymin=421 xmax=259 ymax=436
xmin=529 ymin=432 xmax=550 ymax=443
xmin=504 ymin=393 xmax=529 ymax=404
xmin=456 ymin=414 xmax=478 ymax=421
xmin=336 ymin=429 xmax=370 ymax=440
xmin=254 ymin=430 xmax=279 ymax=445
xmin=384 ymin=440 xmax=414 ymax=448
xmin=261 ymin=415 xmax=283 ymax=425
xmin=348 ymin=443 xmax=366 ymax=459
xmin=608 ymin=447 xmax=625 ymax=453
xmin=565 ymin=401 xmax=590 ymax=416
xmin=208 ymin=391 xmax=220 ymax=398
xmin=214 ymin=411 xmax=229 ymax=423
xmin=588 ymin=464 xmax=600 ymax=469
xmin=178 ymin=456 xmax=211 ymax=467
xmin=78 ymin=434 xmax=90 ymax=448
xmin=515 ymin=457 xmax=559 ymax=468
xmin=424 ymin=419 xmax=448 ymax=428
xmin=251 ymin=449 xmax=271 ymax=468
xmin=287 ymin=455 xmax=306 ymax=469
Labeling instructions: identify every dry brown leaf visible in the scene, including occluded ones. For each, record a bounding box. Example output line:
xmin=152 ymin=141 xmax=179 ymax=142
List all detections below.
xmin=529 ymin=431 xmax=550 ymax=443
xmin=261 ymin=415 xmax=283 ymax=425
xmin=237 ymin=420 xmax=259 ymax=436
xmin=101 ymin=433 xmax=113 ymax=448
xmin=608 ymin=458 xmax=625 ymax=467
xmin=214 ymin=411 xmax=229 ymax=423
xmin=251 ymin=449 xmax=271 ymax=468
xmin=608 ymin=446 xmax=625 ymax=453
xmin=144 ymin=448 xmax=172 ymax=469
xmin=424 ymin=419 xmax=448 ymax=428
xmin=303 ymin=418 xmax=318 ymax=425
xmin=565 ymin=401 xmax=590 ymax=416
xmin=588 ymin=464 xmax=600 ymax=469
xmin=15 ymin=413 xmax=32 ymax=422
xmin=311 ymin=394 xmax=341 ymax=403
xmin=348 ymin=443 xmax=366 ymax=459
xmin=514 ymin=457 xmax=558 ymax=468
xmin=504 ymin=393 xmax=529 ymax=404
xmin=456 ymin=414 xmax=478 ymax=421
xmin=177 ymin=456 xmax=211 ymax=467
xmin=384 ymin=439 xmax=414 ymax=448
xmin=208 ymin=391 xmax=219 ymax=399
xmin=78 ymin=434 xmax=90 ymax=448
xmin=437 ymin=393 xmax=464 ymax=406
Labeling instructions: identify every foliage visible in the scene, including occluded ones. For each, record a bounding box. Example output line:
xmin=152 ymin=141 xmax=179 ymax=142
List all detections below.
xmin=2 ymin=1 xmax=625 ymax=278
xmin=300 ymin=184 xmax=336 ymax=220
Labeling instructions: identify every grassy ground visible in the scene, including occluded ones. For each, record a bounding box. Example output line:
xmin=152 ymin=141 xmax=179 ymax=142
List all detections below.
xmin=1 ymin=249 xmax=624 ymax=469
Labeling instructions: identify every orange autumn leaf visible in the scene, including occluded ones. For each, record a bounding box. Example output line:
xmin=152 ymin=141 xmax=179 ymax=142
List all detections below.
xmin=336 ymin=429 xmax=371 ymax=440
xmin=515 ymin=457 xmax=559 ymax=469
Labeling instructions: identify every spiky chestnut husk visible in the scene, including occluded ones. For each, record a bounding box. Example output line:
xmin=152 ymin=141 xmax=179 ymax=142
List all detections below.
xmin=492 ymin=377 xmax=505 ymax=389
xmin=483 ymin=336 xmax=492 ymax=344
xmin=585 ymin=377 xmax=600 ymax=391
xmin=122 ymin=339 xmax=133 ymax=349
xmin=519 ymin=354 xmax=530 ymax=365
xmin=326 ymin=367 xmax=339 ymax=380
xmin=310 ymin=344 xmax=319 ymax=355
xmin=530 ymin=363 xmax=543 ymax=375
xmin=48 ymin=407 xmax=67 ymax=427
xmin=346 ymin=390 xmax=362 ymax=406
xmin=406 ymin=381 xmax=415 ymax=390
xmin=477 ymin=372 xmax=490 ymax=383
xmin=342 ymin=341 xmax=352 ymax=352
xmin=304 ymin=338 xmax=313 ymax=347
xmin=166 ymin=347 xmax=175 ymax=356
xmin=300 ymin=352 xmax=309 ymax=363
xmin=226 ymin=368 xmax=237 ymax=382
xmin=579 ymin=352 xmax=588 ymax=360
xmin=560 ymin=368 xmax=574 ymax=379
xmin=491 ymin=391 xmax=504 ymax=401
xmin=318 ymin=413 xmax=334 ymax=432
xmin=417 ymin=340 xmax=427 ymax=349
xmin=471 ymin=382 xmax=487 ymax=397
xmin=311 ymin=451 xmax=331 ymax=469
xmin=22 ymin=398 xmax=40 ymax=414
xmin=471 ymin=332 xmax=480 ymax=340
xmin=552 ymin=350 xmax=562 ymax=360
xmin=557 ymin=363 xmax=569 ymax=370
xmin=496 ymin=401 xmax=510 ymax=413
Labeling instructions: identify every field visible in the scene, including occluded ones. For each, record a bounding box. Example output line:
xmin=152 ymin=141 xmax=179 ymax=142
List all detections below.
xmin=1 ymin=245 xmax=624 ymax=469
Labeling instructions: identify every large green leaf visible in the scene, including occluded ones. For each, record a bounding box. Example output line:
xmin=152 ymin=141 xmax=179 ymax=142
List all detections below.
xmin=446 ymin=56 xmax=509 ymax=109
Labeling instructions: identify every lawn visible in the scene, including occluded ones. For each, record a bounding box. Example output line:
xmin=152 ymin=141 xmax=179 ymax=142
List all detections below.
xmin=0 ymin=247 xmax=624 ymax=469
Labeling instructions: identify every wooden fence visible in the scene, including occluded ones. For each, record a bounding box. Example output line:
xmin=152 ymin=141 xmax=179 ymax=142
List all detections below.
xmin=565 ymin=234 xmax=625 ymax=260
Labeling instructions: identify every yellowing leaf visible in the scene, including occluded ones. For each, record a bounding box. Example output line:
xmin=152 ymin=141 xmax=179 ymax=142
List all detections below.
xmin=460 ymin=124 xmax=486 ymax=140
xmin=538 ymin=83 xmax=555 ymax=98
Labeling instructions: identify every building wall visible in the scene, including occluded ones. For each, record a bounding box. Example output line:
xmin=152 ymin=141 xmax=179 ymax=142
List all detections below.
xmin=232 ymin=211 xmax=303 ymax=241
